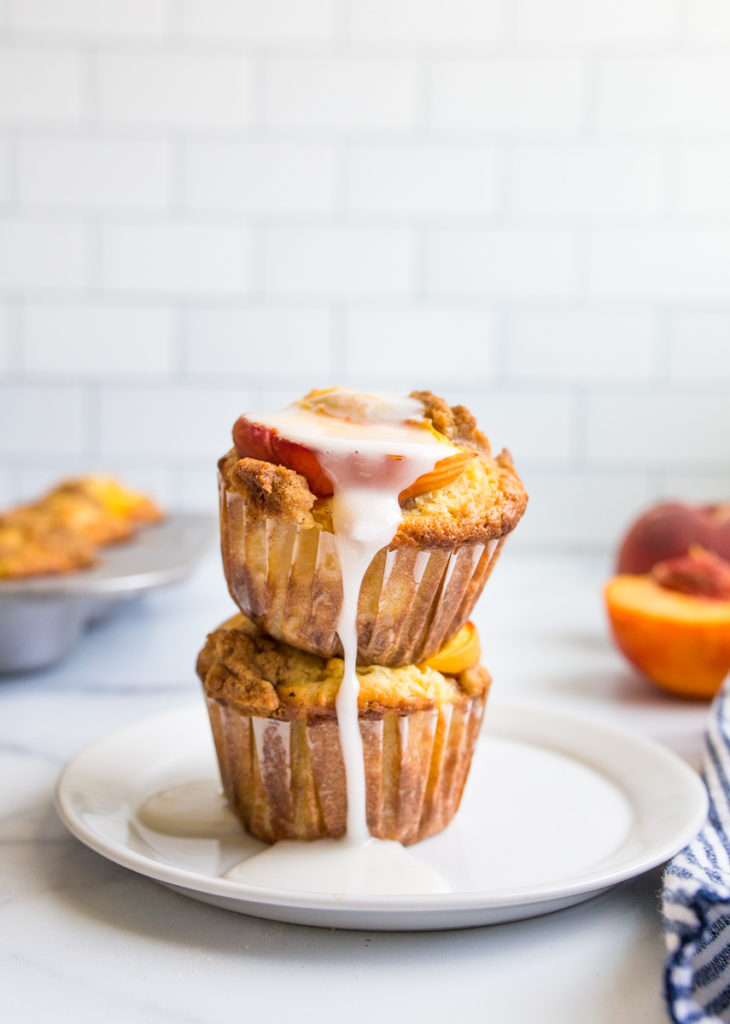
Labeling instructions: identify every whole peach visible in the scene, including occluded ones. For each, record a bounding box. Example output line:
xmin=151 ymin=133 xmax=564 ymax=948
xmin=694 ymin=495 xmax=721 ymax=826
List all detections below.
xmin=616 ymin=502 xmax=730 ymax=575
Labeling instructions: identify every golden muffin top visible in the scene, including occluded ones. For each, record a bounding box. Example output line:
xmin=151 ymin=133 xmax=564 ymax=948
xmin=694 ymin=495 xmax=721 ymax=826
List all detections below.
xmin=219 ymin=389 xmax=527 ymax=547
xmin=197 ymin=612 xmax=491 ymax=720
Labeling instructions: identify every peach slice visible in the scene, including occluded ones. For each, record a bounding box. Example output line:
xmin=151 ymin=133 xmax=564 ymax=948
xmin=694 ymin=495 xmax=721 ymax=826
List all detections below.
xmin=422 ymin=621 xmax=481 ymax=675
xmin=233 ymin=415 xmax=335 ymax=498
xmin=399 ymin=450 xmax=477 ymax=502
xmin=232 ymin=414 xmax=476 ymax=502
xmin=604 ymin=569 xmax=730 ymax=699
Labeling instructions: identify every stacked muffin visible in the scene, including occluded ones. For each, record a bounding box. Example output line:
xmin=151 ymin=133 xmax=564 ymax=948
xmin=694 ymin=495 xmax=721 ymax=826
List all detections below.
xmin=197 ymin=389 xmax=527 ymax=846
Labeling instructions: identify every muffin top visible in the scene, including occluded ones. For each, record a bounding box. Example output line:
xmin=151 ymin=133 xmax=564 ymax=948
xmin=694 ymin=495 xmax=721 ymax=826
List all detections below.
xmin=220 ymin=389 xmax=527 ymax=547
xmin=197 ymin=612 xmax=491 ymax=721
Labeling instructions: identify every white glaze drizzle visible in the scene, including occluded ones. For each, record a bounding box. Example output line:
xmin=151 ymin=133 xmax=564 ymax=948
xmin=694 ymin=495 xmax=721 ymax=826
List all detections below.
xmin=136 ymin=780 xmax=241 ymax=839
xmin=224 ymin=838 xmax=450 ymax=895
xmin=267 ymin=396 xmax=457 ymax=847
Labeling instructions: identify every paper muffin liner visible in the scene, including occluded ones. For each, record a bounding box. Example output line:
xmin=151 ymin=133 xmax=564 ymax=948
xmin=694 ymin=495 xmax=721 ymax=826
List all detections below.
xmin=220 ymin=475 xmax=504 ymax=666
xmin=205 ymin=690 xmax=487 ymax=846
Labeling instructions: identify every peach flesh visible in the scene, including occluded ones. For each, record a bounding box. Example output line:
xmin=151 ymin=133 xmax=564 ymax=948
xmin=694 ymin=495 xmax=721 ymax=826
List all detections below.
xmin=605 ymin=574 xmax=730 ymax=699
xmin=422 ymin=622 xmax=481 ymax=675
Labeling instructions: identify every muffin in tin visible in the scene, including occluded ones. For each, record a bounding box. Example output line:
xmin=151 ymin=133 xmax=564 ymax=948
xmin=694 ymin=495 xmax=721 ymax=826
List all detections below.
xmin=0 ymin=475 xmax=163 ymax=578
xmin=197 ymin=613 xmax=490 ymax=846
xmin=218 ymin=389 xmax=526 ymax=666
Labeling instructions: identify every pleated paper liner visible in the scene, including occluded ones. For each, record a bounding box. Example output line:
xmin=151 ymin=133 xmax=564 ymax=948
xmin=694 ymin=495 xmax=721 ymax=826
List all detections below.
xmin=220 ymin=475 xmax=504 ymax=666
xmin=205 ymin=690 xmax=487 ymax=846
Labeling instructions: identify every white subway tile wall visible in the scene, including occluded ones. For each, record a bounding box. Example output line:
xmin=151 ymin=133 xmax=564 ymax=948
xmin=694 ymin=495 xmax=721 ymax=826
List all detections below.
xmin=0 ymin=0 xmax=729 ymax=548
xmin=513 ymin=0 xmax=678 ymax=44
xmin=263 ymin=225 xmax=416 ymax=296
xmin=21 ymin=303 xmax=176 ymax=377
xmin=180 ymin=0 xmax=338 ymax=44
xmin=18 ymin=137 xmax=172 ymax=210
xmin=182 ymin=142 xmax=338 ymax=214
xmin=0 ymin=48 xmax=85 ymax=123
xmin=0 ymin=304 xmax=7 ymax=372
xmin=0 ymin=220 xmax=89 ymax=288
xmin=349 ymin=0 xmax=502 ymax=46
xmin=0 ymin=140 xmax=10 ymax=202
xmin=100 ymin=223 xmax=253 ymax=293
xmin=8 ymin=0 xmax=173 ymax=39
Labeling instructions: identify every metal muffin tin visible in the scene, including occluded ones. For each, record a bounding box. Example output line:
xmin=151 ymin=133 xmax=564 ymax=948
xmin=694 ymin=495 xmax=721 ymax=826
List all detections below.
xmin=0 ymin=513 xmax=215 ymax=674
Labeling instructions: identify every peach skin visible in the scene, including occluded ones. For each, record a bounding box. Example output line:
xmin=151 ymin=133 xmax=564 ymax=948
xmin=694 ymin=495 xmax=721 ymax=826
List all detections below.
xmin=617 ymin=501 xmax=730 ymax=575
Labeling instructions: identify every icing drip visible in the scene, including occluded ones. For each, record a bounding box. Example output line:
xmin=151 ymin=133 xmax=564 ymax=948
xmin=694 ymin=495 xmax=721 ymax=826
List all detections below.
xmin=224 ymin=838 xmax=450 ymax=895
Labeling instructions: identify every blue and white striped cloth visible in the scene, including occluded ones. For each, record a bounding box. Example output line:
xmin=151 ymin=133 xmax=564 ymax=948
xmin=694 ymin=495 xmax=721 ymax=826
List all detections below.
xmin=664 ymin=681 xmax=730 ymax=1023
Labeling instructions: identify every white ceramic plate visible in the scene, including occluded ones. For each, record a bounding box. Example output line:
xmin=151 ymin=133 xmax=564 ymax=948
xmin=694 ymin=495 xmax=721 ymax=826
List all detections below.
xmin=55 ymin=700 xmax=707 ymax=931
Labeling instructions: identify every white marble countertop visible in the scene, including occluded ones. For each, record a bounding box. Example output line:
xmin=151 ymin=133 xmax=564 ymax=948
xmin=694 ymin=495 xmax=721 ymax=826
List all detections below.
xmin=1 ymin=547 xmax=710 ymax=1024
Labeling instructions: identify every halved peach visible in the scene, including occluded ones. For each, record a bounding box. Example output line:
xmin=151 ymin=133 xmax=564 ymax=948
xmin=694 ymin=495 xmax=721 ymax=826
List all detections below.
xmin=605 ymin=573 xmax=730 ymax=699
xmin=422 ymin=621 xmax=481 ymax=675
xmin=232 ymin=414 xmax=476 ymax=503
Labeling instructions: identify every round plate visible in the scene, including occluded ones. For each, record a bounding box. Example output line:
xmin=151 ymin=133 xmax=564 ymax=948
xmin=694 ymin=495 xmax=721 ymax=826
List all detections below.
xmin=55 ymin=700 xmax=707 ymax=931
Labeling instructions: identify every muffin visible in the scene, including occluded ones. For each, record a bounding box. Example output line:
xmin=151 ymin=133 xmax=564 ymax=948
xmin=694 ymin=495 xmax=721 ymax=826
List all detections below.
xmin=35 ymin=476 xmax=163 ymax=547
xmin=0 ymin=475 xmax=164 ymax=578
xmin=218 ymin=389 xmax=526 ymax=665
xmin=197 ymin=612 xmax=490 ymax=846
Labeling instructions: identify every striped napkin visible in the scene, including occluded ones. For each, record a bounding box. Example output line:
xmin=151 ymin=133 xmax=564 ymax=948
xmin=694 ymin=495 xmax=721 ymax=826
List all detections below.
xmin=663 ymin=680 xmax=730 ymax=1023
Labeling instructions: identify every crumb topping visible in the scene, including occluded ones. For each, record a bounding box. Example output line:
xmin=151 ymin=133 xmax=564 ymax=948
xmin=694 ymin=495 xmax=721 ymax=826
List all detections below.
xmin=197 ymin=612 xmax=491 ymax=719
